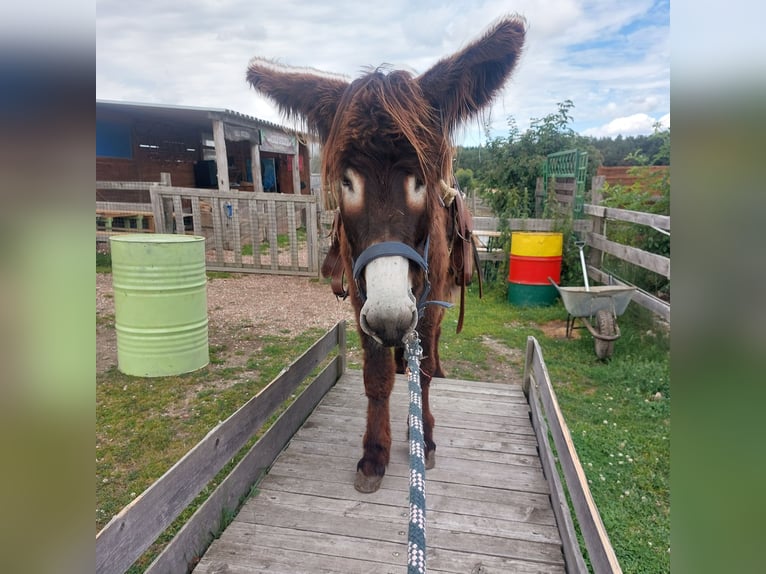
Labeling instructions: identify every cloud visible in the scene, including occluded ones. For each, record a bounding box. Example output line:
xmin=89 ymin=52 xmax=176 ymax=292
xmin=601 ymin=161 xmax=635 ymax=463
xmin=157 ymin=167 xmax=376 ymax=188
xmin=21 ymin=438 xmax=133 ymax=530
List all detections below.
xmin=96 ymin=0 xmax=669 ymax=141
xmin=583 ymin=112 xmax=669 ymax=138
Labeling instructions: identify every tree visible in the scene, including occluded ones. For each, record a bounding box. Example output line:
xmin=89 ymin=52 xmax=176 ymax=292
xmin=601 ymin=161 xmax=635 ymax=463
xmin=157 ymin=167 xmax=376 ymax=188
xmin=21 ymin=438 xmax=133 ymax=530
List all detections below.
xmin=456 ymin=100 xmax=600 ymax=219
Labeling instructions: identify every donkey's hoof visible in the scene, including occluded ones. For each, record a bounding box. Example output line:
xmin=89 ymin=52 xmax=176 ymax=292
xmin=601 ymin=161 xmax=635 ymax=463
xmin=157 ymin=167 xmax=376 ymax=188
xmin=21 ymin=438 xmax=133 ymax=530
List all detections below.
xmin=355 ymin=470 xmax=384 ymax=493
xmin=426 ymin=450 xmax=436 ymax=470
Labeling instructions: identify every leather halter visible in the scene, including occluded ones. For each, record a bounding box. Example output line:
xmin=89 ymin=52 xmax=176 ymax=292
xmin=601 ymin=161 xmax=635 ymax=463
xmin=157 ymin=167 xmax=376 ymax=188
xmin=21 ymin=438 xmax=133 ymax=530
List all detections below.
xmin=352 ymin=236 xmax=452 ymax=318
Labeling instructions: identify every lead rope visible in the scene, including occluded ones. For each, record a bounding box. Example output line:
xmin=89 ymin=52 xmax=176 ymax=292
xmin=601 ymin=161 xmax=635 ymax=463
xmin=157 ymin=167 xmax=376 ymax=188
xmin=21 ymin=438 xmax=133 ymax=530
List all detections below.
xmin=404 ymin=331 xmax=427 ymax=574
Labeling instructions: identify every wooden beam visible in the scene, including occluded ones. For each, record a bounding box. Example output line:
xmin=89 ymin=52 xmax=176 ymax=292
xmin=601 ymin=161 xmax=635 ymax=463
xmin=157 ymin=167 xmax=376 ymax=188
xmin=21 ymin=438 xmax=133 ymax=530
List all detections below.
xmin=583 ymin=204 xmax=670 ymax=231
xmin=472 ymin=216 xmax=591 ymax=234
xmin=524 ymin=337 xmax=623 ymax=574
xmin=586 ymin=232 xmax=670 ymax=278
xmin=152 ymin=186 xmax=316 ymax=203
xmin=250 ymin=142 xmax=264 ymax=193
xmin=212 ymin=119 xmax=230 ymax=191
xmin=292 ymin=139 xmax=301 ymax=194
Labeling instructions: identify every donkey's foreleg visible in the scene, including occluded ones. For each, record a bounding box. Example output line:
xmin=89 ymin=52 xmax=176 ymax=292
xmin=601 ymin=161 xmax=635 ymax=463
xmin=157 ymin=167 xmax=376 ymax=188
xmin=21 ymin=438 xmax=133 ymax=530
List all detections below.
xmin=355 ymin=339 xmax=395 ymax=493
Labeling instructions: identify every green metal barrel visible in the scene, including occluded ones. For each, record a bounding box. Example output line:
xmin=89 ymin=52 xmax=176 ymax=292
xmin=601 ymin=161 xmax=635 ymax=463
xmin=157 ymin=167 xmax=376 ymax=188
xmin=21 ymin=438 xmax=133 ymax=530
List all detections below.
xmin=110 ymin=234 xmax=209 ymax=377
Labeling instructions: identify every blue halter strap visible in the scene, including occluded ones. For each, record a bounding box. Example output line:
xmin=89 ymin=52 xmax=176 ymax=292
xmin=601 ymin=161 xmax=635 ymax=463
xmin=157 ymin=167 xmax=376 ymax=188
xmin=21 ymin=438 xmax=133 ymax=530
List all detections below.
xmin=352 ymin=236 xmax=453 ymax=318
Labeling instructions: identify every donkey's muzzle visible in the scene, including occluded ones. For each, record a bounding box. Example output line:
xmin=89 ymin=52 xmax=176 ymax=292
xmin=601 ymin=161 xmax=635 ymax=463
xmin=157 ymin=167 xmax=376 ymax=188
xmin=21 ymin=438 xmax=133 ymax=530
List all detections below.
xmin=358 ymin=256 xmax=418 ymax=346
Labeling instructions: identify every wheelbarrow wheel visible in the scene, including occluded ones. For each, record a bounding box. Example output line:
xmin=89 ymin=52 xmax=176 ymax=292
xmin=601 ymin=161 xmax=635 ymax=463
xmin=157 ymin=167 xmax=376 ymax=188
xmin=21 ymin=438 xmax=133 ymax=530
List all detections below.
xmin=594 ymin=309 xmax=616 ymax=360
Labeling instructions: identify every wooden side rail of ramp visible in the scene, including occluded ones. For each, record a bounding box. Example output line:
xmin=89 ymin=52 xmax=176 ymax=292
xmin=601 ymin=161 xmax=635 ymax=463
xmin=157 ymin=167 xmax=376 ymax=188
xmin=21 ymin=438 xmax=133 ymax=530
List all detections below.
xmin=95 ymin=322 xmax=346 ymax=574
xmin=523 ymin=335 xmax=623 ymax=574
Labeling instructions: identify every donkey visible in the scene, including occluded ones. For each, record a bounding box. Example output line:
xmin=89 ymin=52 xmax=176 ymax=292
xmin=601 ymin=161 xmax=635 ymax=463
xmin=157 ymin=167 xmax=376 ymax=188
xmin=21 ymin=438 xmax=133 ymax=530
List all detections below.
xmin=247 ymin=16 xmax=526 ymax=493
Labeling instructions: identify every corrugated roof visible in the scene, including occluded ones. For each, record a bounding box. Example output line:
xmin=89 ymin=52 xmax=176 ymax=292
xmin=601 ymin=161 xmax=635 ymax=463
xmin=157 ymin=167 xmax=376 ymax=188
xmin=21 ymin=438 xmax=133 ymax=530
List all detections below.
xmin=96 ymin=99 xmax=293 ymax=133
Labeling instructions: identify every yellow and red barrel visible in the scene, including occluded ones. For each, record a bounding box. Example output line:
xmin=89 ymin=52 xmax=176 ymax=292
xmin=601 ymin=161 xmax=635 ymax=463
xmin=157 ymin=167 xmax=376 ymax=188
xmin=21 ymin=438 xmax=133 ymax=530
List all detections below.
xmin=507 ymin=232 xmax=563 ymax=306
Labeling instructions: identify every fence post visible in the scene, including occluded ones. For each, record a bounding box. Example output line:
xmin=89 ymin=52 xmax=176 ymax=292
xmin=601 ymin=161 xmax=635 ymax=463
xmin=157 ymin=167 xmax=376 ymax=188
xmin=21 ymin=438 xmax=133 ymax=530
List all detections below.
xmin=535 ymin=177 xmax=544 ymax=217
xmin=159 ymin=173 xmax=174 ymax=233
xmin=586 ymin=176 xmax=606 ymax=270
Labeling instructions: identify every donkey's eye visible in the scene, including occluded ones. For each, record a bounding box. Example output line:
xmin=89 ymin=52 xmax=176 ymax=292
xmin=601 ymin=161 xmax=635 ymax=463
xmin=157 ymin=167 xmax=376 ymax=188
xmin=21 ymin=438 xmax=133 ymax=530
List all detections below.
xmin=405 ymin=174 xmax=427 ymax=208
xmin=340 ymin=169 xmax=364 ymax=210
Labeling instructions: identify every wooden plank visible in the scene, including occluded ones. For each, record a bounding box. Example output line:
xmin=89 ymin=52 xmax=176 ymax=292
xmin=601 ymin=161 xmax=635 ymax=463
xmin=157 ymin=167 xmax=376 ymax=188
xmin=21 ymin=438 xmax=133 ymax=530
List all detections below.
xmin=258 ymin=472 xmax=556 ymax=526
xmin=157 ymin=185 xmax=317 ymax=203
xmin=210 ymin=197 xmax=225 ymax=265
xmin=525 ymin=337 xmax=623 ymax=574
xmin=97 ymin=180 xmax=158 ymax=191
xmin=172 ymin=194 xmax=185 ymax=235
xmin=286 ymin=435 xmax=541 ymax=471
xmin=240 ymin=490 xmax=562 ymax=546
xmin=587 ymin=265 xmax=670 ymax=322
xmin=96 ymin=201 xmax=153 ymax=213
xmin=204 ymin=265 xmax=317 ymax=277
xmin=231 ymin=200 xmax=243 ymax=267
xmin=248 ymin=198 xmax=263 ymax=269
xmin=146 ymin=355 xmax=343 ymax=574
xmin=96 ymin=322 xmax=343 ymax=574
xmin=299 ymin=405 xmax=536 ymax=437
xmin=190 ymin=196 xmax=202 ymax=237
xmin=197 ymin=534 xmax=565 ymax=574
xmin=287 ymin=204 xmax=298 ymax=270
xmin=586 ymin=231 xmax=670 ymax=278
xmin=472 ymin=216 xmax=591 ymax=233
xmin=584 ymin=204 xmax=670 ymax=231
xmin=236 ymin=501 xmax=563 ymax=564
xmin=148 ymin=188 xmax=166 ymax=234
xmin=267 ymin=199 xmax=279 ymax=270
xmin=212 ymin=119 xmax=230 ymax=191
xmin=307 ymin=201 xmax=319 ymax=274
xmin=309 ymin=403 xmax=535 ymax=433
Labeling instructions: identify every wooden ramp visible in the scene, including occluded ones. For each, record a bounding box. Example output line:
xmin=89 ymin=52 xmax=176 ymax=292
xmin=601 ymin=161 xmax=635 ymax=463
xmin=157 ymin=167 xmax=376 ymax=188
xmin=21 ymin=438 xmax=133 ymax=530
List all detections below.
xmin=194 ymin=370 xmax=566 ymax=573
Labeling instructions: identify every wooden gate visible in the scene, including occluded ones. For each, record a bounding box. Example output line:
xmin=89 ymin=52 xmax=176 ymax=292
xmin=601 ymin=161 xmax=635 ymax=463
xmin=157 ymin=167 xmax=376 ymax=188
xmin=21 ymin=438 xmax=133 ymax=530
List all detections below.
xmin=149 ymin=186 xmax=320 ymax=276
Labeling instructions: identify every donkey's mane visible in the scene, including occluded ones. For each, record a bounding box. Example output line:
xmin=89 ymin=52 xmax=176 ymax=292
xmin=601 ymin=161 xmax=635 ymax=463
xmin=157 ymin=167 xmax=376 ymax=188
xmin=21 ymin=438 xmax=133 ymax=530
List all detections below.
xmin=321 ymin=69 xmax=451 ymax=204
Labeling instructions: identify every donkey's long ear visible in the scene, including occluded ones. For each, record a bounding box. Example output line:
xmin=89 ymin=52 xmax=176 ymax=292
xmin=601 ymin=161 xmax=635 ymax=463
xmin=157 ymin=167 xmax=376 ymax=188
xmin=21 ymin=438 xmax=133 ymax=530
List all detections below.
xmin=246 ymin=60 xmax=349 ymax=141
xmin=417 ymin=16 xmax=526 ymax=131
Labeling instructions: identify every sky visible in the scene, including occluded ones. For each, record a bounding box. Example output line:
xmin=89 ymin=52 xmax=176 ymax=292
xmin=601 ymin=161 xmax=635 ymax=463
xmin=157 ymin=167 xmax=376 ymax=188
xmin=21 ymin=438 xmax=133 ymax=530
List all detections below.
xmin=96 ymin=0 xmax=670 ymax=146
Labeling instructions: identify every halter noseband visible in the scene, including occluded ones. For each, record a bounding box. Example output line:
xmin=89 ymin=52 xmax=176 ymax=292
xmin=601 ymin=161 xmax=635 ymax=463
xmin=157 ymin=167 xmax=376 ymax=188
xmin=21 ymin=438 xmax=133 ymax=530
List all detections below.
xmin=352 ymin=236 xmax=452 ymax=318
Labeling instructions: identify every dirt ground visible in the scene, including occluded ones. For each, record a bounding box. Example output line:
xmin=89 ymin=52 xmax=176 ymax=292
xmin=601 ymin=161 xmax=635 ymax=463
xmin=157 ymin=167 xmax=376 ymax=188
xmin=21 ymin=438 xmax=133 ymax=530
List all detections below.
xmin=96 ymin=273 xmax=356 ymax=374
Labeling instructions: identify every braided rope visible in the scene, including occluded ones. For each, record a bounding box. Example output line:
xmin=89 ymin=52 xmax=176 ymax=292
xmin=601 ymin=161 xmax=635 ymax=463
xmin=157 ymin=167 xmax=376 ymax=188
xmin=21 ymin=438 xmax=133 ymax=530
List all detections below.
xmin=404 ymin=332 xmax=427 ymax=574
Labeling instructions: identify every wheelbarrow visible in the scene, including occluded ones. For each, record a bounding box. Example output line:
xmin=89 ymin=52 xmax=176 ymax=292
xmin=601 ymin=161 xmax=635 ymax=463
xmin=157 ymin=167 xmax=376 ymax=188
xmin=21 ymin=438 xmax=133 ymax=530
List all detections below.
xmin=549 ymin=241 xmax=635 ymax=359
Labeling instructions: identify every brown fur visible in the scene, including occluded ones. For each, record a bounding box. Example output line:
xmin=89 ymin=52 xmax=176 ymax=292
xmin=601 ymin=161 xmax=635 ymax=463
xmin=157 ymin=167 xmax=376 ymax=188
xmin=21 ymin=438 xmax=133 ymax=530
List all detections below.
xmin=247 ymin=16 xmax=526 ymax=491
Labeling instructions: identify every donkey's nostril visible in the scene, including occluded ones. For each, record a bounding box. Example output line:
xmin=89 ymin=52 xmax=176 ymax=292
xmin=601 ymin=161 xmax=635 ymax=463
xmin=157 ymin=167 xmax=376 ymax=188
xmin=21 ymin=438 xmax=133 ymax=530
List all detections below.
xmin=360 ymin=304 xmax=417 ymax=347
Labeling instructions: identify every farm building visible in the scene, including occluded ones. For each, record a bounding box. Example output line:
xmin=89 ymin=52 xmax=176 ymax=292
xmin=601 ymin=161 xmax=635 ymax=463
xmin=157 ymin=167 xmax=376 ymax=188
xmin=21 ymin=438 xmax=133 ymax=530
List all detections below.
xmin=96 ymin=100 xmax=312 ymax=201
xmin=596 ymin=165 xmax=669 ymax=189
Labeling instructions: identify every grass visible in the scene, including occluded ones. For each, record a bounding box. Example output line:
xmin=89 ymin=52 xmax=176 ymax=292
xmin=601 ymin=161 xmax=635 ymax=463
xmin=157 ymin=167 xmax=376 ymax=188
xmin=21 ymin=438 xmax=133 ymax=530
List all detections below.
xmin=242 ymin=227 xmax=308 ymax=256
xmin=96 ymin=275 xmax=669 ymax=573
xmin=96 ymin=251 xmax=112 ymax=273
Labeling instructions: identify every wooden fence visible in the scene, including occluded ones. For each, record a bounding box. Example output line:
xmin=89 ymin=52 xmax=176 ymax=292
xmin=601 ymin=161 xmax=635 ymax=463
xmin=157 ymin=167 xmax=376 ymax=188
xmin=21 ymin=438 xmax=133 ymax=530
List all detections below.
xmin=523 ymin=336 xmax=623 ymax=574
xmin=96 ymin=178 xmax=321 ymax=276
xmin=96 ymin=178 xmax=669 ymax=320
xmin=583 ymin=204 xmax=670 ymax=321
xmin=95 ymin=322 xmax=346 ymax=574
xmin=471 ymin=202 xmax=670 ymax=322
